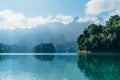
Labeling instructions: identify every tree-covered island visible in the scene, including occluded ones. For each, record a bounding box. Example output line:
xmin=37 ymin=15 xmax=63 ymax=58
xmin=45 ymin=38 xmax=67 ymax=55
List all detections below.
xmin=77 ymin=15 xmax=120 ymax=53
xmin=32 ymin=43 xmax=56 ymax=61
xmin=32 ymin=43 xmax=56 ymax=53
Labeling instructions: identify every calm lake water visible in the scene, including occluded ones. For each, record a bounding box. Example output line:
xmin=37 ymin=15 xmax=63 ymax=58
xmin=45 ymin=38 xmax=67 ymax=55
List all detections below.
xmin=0 ymin=53 xmax=120 ymax=80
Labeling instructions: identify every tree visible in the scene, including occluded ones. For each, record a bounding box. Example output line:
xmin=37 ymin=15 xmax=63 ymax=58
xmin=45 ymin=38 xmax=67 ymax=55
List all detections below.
xmin=32 ymin=43 xmax=56 ymax=53
xmin=106 ymin=15 xmax=120 ymax=27
xmin=77 ymin=15 xmax=120 ymax=52
xmin=33 ymin=43 xmax=56 ymax=61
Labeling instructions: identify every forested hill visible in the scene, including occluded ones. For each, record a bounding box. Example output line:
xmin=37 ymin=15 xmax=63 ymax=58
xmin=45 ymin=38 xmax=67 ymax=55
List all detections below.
xmin=77 ymin=15 xmax=120 ymax=52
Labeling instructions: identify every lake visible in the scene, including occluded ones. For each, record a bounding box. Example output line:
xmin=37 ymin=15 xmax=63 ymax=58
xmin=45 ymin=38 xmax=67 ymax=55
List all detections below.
xmin=0 ymin=53 xmax=120 ymax=80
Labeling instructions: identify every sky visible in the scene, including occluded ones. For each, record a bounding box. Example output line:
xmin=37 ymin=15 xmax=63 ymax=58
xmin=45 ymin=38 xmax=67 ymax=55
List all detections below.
xmin=0 ymin=0 xmax=88 ymax=17
xmin=0 ymin=0 xmax=120 ymax=30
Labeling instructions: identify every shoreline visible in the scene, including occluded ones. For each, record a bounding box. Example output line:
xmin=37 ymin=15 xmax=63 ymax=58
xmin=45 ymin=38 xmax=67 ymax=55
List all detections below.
xmin=77 ymin=50 xmax=91 ymax=54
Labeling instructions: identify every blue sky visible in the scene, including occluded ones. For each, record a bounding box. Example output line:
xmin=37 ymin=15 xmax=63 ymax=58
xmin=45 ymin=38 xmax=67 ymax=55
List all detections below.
xmin=0 ymin=0 xmax=120 ymax=17
xmin=0 ymin=0 xmax=88 ymax=17
xmin=0 ymin=0 xmax=120 ymax=30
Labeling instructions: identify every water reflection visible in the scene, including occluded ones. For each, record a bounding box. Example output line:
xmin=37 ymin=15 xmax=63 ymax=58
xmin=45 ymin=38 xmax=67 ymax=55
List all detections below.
xmin=0 ymin=55 xmax=9 ymax=61
xmin=34 ymin=55 xmax=55 ymax=61
xmin=77 ymin=54 xmax=120 ymax=80
xmin=0 ymin=55 xmax=86 ymax=80
xmin=0 ymin=54 xmax=119 ymax=80
xmin=0 ymin=55 xmax=55 ymax=62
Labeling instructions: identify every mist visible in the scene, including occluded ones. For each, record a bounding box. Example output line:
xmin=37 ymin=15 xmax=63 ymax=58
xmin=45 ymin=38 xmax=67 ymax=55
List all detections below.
xmin=0 ymin=16 xmax=104 ymax=53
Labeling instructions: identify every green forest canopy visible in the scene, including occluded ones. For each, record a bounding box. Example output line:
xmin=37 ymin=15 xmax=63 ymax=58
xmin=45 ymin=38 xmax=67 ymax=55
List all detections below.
xmin=32 ymin=43 xmax=56 ymax=53
xmin=77 ymin=15 xmax=120 ymax=52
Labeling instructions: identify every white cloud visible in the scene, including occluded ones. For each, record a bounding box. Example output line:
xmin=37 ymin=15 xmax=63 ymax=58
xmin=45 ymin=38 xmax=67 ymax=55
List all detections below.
xmin=86 ymin=0 xmax=120 ymax=15
xmin=0 ymin=10 xmax=73 ymax=30
xmin=0 ymin=9 xmax=106 ymax=30
xmin=77 ymin=16 xmax=105 ymax=25
xmin=109 ymin=10 xmax=120 ymax=16
xmin=53 ymin=14 xmax=73 ymax=24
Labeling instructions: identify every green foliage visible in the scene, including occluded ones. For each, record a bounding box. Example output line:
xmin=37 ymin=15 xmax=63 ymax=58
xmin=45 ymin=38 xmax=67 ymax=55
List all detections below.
xmin=32 ymin=43 xmax=56 ymax=53
xmin=77 ymin=15 xmax=120 ymax=52
xmin=33 ymin=43 xmax=56 ymax=61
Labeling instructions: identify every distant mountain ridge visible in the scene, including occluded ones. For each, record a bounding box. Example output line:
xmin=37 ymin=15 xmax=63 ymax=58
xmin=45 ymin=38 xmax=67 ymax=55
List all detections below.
xmin=0 ymin=17 xmax=96 ymax=45
xmin=0 ymin=17 xmax=103 ymax=52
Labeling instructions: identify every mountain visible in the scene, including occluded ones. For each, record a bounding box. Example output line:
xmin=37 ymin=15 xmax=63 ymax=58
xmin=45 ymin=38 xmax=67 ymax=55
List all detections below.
xmin=0 ymin=17 xmax=103 ymax=52
xmin=0 ymin=43 xmax=30 ymax=53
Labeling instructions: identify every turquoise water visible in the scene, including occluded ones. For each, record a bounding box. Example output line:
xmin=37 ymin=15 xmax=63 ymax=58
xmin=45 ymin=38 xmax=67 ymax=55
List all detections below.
xmin=0 ymin=55 xmax=86 ymax=80
xmin=0 ymin=53 xmax=120 ymax=80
